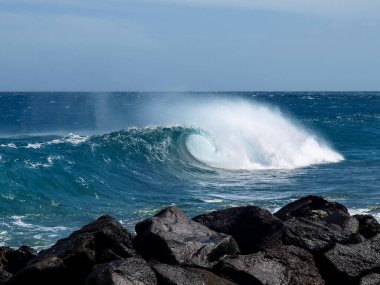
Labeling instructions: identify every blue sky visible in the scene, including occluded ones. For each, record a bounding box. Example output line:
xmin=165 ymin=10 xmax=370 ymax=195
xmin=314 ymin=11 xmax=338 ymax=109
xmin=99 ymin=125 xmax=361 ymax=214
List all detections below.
xmin=0 ymin=0 xmax=379 ymax=91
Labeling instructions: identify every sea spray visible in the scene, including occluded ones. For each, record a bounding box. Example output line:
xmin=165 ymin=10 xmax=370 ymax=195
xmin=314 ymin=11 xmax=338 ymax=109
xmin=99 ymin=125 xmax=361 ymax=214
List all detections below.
xmin=141 ymin=97 xmax=344 ymax=169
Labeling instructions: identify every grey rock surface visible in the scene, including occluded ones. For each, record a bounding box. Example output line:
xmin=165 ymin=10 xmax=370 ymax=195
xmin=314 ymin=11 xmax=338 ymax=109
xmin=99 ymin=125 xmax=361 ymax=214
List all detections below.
xmin=216 ymin=245 xmax=325 ymax=285
xmin=193 ymin=206 xmax=284 ymax=254
xmin=275 ymin=195 xmax=360 ymax=253
xmin=86 ymin=258 xmax=157 ymax=285
xmin=135 ymin=206 xmax=239 ymax=268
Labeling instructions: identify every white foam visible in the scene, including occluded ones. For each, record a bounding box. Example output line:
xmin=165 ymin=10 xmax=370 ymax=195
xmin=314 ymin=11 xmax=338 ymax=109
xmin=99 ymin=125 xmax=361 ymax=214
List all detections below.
xmin=35 ymin=133 xmax=89 ymax=147
xmin=45 ymin=134 xmax=88 ymax=146
xmin=348 ymin=208 xmax=380 ymax=221
xmin=24 ymin=143 xmax=42 ymax=149
xmin=10 ymin=216 xmax=68 ymax=232
xmin=180 ymin=99 xmax=344 ymax=170
xmin=0 ymin=143 xmax=17 ymax=148
xmin=203 ymin=199 xmax=224 ymax=203
xmin=24 ymin=160 xmax=51 ymax=169
xmin=63 ymin=133 xmax=88 ymax=145
xmin=46 ymin=139 xmax=63 ymax=145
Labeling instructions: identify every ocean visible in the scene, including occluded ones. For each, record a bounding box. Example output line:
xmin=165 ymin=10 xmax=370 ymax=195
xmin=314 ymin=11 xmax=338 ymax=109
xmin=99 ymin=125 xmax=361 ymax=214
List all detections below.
xmin=0 ymin=92 xmax=379 ymax=249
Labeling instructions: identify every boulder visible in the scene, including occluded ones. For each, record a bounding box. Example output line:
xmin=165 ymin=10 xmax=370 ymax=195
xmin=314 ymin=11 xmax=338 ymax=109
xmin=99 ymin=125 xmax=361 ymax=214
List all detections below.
xmin=0 ymin=268 xmax=11 ymax=284
xmin=6 ymin=256 xmax=66 ymax=285
xmin=321 ymin=234 xmax=380 ymax=284
xmin=4 ymin=246 xmax=37 ymax=274
xmin=135 ymin=206 xmax=239 ymax=268
xmin=193 ymin=206 xmax=284 ymax=253
xmin=8 ymin=215 xmax=137 ymax=284
xmin=274 ymin=196 xmax=359 ymax=253
xmin=360 ymin=273 xmax=380 ymax=285
xmin=86 ymin=258 xmax=157 ymax=285
xmin=355 ymin=215 xmax=380 ymax=239
xmin=0 ymin=247 xmax=13 ymax=268
xmin=216 ymin=245 xmax=325 ymax=285
xmin=69 ymin=215 xmax=138 ymax=262
xmin=151 ymin=262 xmax=236 ymax=285
xmin=0 ymin=247 xmax=13 ymax=282
xmin=0 ymin=245 xmax=37 ymax=281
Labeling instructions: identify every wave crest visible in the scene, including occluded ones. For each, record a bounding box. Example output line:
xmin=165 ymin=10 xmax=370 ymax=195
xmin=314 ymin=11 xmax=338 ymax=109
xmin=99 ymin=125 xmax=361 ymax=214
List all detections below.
xmin=179 ymin=100 xmax=344 ymax=170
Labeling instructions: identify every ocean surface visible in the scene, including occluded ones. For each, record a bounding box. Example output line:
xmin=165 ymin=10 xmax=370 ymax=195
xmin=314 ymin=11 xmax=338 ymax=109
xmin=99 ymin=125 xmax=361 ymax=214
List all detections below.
xmin=0 ymin=92 xmax=379 ymax=249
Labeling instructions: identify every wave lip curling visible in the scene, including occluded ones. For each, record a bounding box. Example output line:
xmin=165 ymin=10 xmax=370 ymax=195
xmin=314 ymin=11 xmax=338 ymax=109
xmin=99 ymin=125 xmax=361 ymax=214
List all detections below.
xmin=181 ymin=100 xmax=344 ymax=170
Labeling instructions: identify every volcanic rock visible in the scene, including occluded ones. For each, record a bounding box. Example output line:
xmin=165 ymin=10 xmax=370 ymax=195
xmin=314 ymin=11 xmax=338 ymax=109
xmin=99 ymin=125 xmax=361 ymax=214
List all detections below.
xmin=0 ymin=245 xmax=37 ymax=283
xmin=0 ymin=247 xmax=12 ymax=281
xmin=360 ymin=273 xmax=380 ymax=285
xmin=193 ymin=206 xmax=284 ymax=253
xmin=216 ymin=245 xmax=325 ymax=285
xmin=274 ymin=195 xmax=360 ymax=252
xmin=69 ymin=215 xmax=138 ymax=261
xmin=0 ymin=268 xmax=11 ymax=284
xmin=0 ymin=247 xmax=13 ymax=268
xmin=86 ymin=258 xmax=157 ymax=285
xmin=6 ymin=256 xmax=65 ymax=285
xmin=7 ymin=215 xmax=137 ymax=284
xmin=151 ymin=262 xmax=236 ymax=285
xmin=4 ymin=246 xmax=37 ymax=274
xmin=355 ymin=214 xmax=380 ymax=239
xmin=135 ymin=206 xmax=239 ymax=268
xmin=321 ymin=234 xmax=380 ymax=284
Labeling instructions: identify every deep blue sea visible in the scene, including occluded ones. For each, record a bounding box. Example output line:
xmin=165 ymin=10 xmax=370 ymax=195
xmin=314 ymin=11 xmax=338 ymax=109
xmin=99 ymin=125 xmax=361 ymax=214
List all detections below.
xmin=0 ymin=92 xmax=379 ymax=249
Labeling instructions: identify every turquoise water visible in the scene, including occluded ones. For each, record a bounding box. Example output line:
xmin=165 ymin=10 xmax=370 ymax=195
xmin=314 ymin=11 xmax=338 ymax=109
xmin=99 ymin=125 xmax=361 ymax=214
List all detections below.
xmin=0 ymin=92 xmax=379 ymax=248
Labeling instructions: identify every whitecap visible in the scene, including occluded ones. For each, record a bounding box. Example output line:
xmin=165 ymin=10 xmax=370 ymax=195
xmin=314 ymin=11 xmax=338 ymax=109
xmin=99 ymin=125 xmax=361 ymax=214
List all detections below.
xmin=0 ymin=143 xmax=17 ymax=149
xmin=10 ymin=216 xmax=68 ymax=232
xmin=63 ymin=133 xmax=88 ymax=145
xmin=24 ymin=160 xmax=51 ymax=169
xmin=348 ymin=208 xmax=380 ymax=221
xmin=24 ymin=143 xmax=43 ymax=149
xmin=202 ymin=199 xmax=223 ymax=203
xmin=182 ymin=99 xmax=344 ymax=170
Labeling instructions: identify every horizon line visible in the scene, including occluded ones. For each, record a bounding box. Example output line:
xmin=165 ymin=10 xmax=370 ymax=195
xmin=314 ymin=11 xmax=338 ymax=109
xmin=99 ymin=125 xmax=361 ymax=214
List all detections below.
xmin=1 ymin=90 xmax=379 ymax=93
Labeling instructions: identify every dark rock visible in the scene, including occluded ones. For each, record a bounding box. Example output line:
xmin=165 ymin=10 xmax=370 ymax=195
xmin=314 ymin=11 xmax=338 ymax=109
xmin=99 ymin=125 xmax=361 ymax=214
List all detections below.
xmin=0 ymin=245 xmax=37 ymax=279
xmin=355 ymin=215 xmax=380 ymax=239
xmin=321 ymin=234 xmax=380 ymax=284
xmin=216 ymin=245 xmax=325 ymax=285
xmin=135 ymin=206 xmax=239 ymax=268
xmin=8 ymin=215 xmax=137 ymax=284
xmin=0 ymin=268 xmax=11 ymax=284
xmin=0 ymin=247 xmax=13 ymax=284
xmin=274 ymin=196 xmax=359 ymax=253
xmin=151 ymin=262 xmax=236 ymax=285
xmin=5 ymin=246 xmax=37 ymax=274
xmin=6 ymin=256 xmax=66 ymax=285
xmin=0 ymin=247 xmax=12 ymax=279
xmin=193 ymin=206 xmax=284 ymax=253
xmin=360 ymin=273 xmax=380 ymax=285
xmin=86 ymin=258 xmax=157 ymax=285
xmin=0 ymin=247 xmax=13 ymax=267
xmin=70 ymin=215 xmax=138 ymax=262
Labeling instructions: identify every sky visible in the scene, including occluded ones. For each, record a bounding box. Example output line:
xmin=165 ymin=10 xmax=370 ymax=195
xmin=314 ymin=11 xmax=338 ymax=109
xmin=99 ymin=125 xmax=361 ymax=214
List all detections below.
xmin=0 ymin=0 xmax=379 ymax=91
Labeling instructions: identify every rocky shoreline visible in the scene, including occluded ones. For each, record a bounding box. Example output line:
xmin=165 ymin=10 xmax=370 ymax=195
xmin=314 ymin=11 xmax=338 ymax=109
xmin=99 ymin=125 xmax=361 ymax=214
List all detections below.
xmin=1 ymin=195 xmax=380 ymax=285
